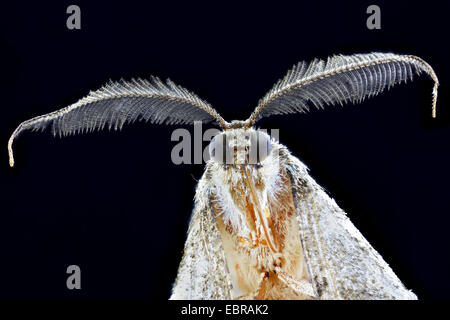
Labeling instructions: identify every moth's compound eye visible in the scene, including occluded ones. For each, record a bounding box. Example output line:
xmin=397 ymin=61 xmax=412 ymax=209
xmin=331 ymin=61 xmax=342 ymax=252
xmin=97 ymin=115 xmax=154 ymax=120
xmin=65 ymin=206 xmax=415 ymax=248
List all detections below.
xmin=249 ymin=131 xmax=272 ymax=164
xmin=209 ymin=133 xmax=227 ymax=164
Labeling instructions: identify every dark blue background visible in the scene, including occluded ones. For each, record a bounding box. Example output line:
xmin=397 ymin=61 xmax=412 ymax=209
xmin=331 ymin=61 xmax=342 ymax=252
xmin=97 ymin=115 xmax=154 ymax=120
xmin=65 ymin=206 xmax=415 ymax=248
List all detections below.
xmin=1 ymin=0 xmax=449 ymax=300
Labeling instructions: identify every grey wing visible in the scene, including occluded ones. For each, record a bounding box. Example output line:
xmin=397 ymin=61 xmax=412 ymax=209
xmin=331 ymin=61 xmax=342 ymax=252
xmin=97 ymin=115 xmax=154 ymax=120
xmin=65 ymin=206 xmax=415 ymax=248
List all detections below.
xmin=285 ymin=152 xmax=417 ymax=300
xmin=170 ymin=170 xmax=233 ymax=300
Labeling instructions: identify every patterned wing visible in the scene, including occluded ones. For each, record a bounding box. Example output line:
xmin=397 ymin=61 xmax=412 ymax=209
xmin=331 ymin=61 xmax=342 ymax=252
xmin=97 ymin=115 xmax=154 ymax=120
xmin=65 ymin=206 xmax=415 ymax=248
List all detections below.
xmin=283 ymin=148 xmax=417 ymax=300
xmin=170 ymin=168 xmax=233 ymax=300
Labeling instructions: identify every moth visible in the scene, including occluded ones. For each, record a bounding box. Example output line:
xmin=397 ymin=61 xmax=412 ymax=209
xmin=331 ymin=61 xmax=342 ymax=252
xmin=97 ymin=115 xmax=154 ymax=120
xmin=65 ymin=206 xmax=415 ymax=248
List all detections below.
xmin=8 ymin=52 xmax=439 ymax=300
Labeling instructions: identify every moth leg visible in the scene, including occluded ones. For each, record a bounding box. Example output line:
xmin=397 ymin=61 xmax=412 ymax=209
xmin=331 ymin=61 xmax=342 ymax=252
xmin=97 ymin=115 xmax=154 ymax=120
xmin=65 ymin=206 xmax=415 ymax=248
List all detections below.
xmin=275 ymin=267 xmax=316 ymax=299
xmin=236 ymin=272 xmax=274 ymax=300
xmin=254 ymin=272 xmax=275 ymax=300
xmin=236 ymin=270 xmax=315 ymax=300
xmin=236 ymin=272 xmax=266 ymax=300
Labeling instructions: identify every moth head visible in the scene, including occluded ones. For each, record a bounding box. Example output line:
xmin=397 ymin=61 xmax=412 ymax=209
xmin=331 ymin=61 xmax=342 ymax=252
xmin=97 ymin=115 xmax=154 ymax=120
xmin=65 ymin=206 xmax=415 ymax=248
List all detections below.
xmin=208 ymin=126 xmax=272 ymax=165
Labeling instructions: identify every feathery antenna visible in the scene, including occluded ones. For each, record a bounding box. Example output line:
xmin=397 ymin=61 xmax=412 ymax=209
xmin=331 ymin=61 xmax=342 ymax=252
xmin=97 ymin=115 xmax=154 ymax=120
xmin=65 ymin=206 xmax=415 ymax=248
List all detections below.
xmin=247 ymin=53 xmax=439 ymax=125
xmin=8 ymin=77 xmax=228 ymax=167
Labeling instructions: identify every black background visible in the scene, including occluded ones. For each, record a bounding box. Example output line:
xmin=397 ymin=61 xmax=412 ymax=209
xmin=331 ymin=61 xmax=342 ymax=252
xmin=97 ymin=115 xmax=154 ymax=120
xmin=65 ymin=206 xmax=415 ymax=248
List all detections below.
xmin=0 ymin=0 xmax=449 ymax=301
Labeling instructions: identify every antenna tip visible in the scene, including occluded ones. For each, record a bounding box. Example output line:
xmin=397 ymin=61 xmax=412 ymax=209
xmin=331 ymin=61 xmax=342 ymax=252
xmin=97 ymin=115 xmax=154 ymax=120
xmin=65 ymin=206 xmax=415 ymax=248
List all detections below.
xmin=8 ymin=136 xmax=16 ymax=167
